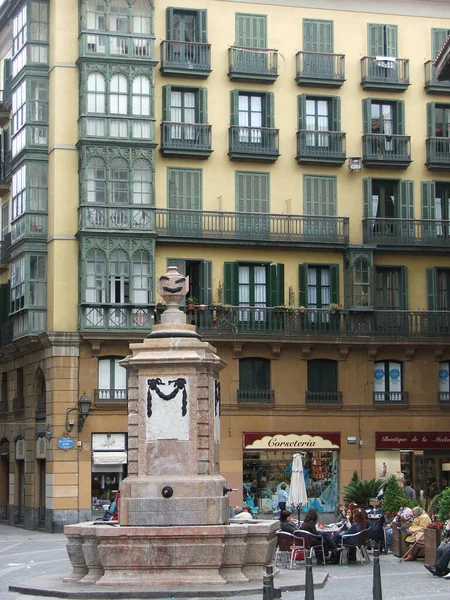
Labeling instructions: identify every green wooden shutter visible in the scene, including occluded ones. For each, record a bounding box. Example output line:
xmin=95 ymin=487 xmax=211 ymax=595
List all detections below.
xmin=166 ymin=8 xmax=174 ymax=39
xmin=264 ymin=92 xmax=274 ymax=128
xmin=307 ymin=360 xmax=321 ymax=392
xmin=166 ymin=258 xmax=186 ymax=274
xmin=267 ymin=263 xmax=284 ymax=307
xmin=368 ymin=23 xmax=385 ymax=55
xmin=331 ymin=97 xmax=341 ymax=132
xmin=385 ymin=25 xmax=398 ymax=57
xmin=239 ymin=359 xmax=252 ymax=389
xmin=197 ymin=10 xmax=207 ymax=43
xmin=363 ymin=178 xmax=372 ymax=217
xmin=303 ymin=19 xmax=314 ymax=51
xmin=0 ymin=283 xmax=9 ymax=323
xmin=230 ymin=90 xmax=239 ymax=126
xmin=396 ymin=101 xmax=405 ymax=135
xmin=297 ymin=94 xmax=307 ymax=130
xmin=427 ymin=103 xmax=436 ymax=138
xmin=400 ymin=266 xmax=408 ymax=310
xmin=426 ymin=268 xmax=437 ymax=310
xmin=362 ymin=98 xmax=372 ymax=134
xmin=298 ymin=264 xmax=308 ymax=306
xmin=330 ymin=264 xmax=339 ymax=304
xmin=399 ymin=180 xmax=414 ymax=219
xmin=224 ymin=262 xmax=239 ymax=305
xmin=422 ymin=181 xmax=436 ymax=219
xmin=432 ymin=28 xmax=450 ymax=58
xmin=162 ymin=85 xmax=172 ymax=122
xmin=318 ymin=20 xmax=333 ymax=53
xmin=236 ymin=13 xmax=266 ymax=48
xmin=197 ymin=88 xmax=207 ymax=123
xmin=199 ymin=260 xmax=212 ymax=305
xmin=303 ymin=19 xmax=333 ymax=52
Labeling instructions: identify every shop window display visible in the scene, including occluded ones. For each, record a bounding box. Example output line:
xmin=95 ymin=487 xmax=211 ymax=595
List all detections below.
xmin=243 ymin=449 xmax=339 ymax=514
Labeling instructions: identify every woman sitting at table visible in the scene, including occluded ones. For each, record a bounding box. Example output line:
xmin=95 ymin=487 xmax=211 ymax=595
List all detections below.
xmin=279 ymin=509 xmax=297 ymax=534
xmin=300 ymin=508 xmax=339 ymax=565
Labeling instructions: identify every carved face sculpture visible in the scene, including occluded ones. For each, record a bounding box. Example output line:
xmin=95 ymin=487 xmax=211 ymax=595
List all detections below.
xmin=157 ymin=266 xmax=189 ymax=306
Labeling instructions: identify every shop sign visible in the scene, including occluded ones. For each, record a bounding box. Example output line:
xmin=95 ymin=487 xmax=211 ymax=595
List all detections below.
xmin=376 ymin=432 xmax=450 ymax=450
xmin=243 ymin=432 xmax=340 ymax=450
xmin=36 ymin=436 xmax=46 ymax=459
xmin=15 ymin=437 xmax=25 ymax=460
xmin=57 ymin=437 xmax=75 ymax=451
xmin=92 ymin=432 xmax=126 ymax=451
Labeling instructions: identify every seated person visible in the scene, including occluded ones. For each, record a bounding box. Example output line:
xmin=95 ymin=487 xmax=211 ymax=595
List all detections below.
xmin=402 ymin=507 xmax=432 ymax=561
xmin=300 ymin=508 xmax=338 ymax=565
xmin=425 ymin=517 xmax=450 ymax=578
xmin=334 ymin=509 xmax=366 ymax=561
xmin=233 ymin=505 xmax=254 ymax=521
xmin=279 ymin=509 xmax=297 ymax=534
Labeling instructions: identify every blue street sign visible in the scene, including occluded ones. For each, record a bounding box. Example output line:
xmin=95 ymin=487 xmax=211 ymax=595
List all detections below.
xmin=57 ymin=437 xmax=75 ymax=450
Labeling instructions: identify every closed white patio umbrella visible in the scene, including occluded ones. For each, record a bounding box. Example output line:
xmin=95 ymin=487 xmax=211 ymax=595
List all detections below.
xmin=288 ymin=453 xmax=308 ymax=523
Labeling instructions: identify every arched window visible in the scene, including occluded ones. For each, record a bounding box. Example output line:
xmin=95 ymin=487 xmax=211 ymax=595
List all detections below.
xmin=109 ymin=249 xmax=129 ymax=304
xmin=111 ymin=158 xmax=129 ymax=204
xmin=132 ymin=159 xmax=152 ymax=205
xmin=132 ymin=250 xmax=151 ymax=304
xmin=109 ymin=0 xmax=129 ymax=32
xmin=86 ymin=157 xmax=106 ymax=203
xmin=132 ymin=0 xmax=151 ymax=35
xmin=110 ymin=75 xmax=128 ymax=115
xmin=86 ymin=0 xmax=106 ymax=31
xmin=85 ymin=248 xmax=106 ymax=303
xmin=87 ymin=73 xmax=105 ymax=113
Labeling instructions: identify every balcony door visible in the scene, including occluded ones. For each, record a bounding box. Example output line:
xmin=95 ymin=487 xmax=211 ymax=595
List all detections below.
xmin=169 ymin=10 xmax=197 ymax=63
xmin=435 ymin=183 xmax=450 ymax=238
xmin=98 ymin=357 xmax=127 ymax=402
xmin=238 ymin=94 xmax=263 ymax=144
xmin=238 ymin=264 xmax=267 ymax=322
xmin=303 ymin=19 xmax=334 ymax=76
xmin=170 ymin=89 xmax=196 ymax=140
xmin=305 ymin=99 xmax=329 ymax=148
xmin=235 ymin=13 xmax=267 ymax=72
xmin=375 ymin=267 xmax=408 ymax=331
xmin=371 ymin=102 xmax=394 ymax=151
xmin=168 ymin=168 xmax=202 ymax=234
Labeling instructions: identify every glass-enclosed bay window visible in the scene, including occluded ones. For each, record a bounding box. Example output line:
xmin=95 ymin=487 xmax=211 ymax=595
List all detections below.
xmin=12 ymin=1 xmax=49 ymax=78
xmin=10 ymin=252 xmax=47 ymax=336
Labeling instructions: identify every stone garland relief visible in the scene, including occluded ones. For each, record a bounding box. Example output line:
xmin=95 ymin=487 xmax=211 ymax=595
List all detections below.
xmin=214 ymin=379 xmax=220 ymax=442
xmin=145 ymin=377 xmax=190 ymax=441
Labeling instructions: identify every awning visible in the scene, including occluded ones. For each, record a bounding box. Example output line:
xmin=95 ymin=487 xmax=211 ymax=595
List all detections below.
xmin=92 ymin=451 xmax=127 ymax=465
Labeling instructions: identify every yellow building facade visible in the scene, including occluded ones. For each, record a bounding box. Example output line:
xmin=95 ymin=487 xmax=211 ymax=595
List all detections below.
xmin=1 ymin=0 xmax=450 ymax=530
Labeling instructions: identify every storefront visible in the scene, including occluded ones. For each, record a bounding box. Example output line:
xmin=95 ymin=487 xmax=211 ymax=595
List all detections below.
xmin=243 ymin=432 xmax=340 ymax=514
xmin=375 ymin=432 xmax=450 ymax=500
xmin=91 ymin=433 xmax=127 ymax=512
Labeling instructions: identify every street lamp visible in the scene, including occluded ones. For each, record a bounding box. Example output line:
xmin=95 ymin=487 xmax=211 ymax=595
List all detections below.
xmin=65 ymin=393 xmax=92 ymax=434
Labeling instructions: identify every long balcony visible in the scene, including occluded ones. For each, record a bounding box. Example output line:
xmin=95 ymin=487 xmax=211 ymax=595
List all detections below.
xmin=155 ymin=209 xmax=349 ymax=247
xmin=295 ymin=51 xmax=345 ymax=87
xmin=362 ymin=217 xmax=450 ymax=248
xmin=228 ymin=126 xmax=279 ymax=162
xmin=160 ymin=122 xmax=212 ymax=158
xmin=79 ymin=32 xmax=155 ymax=60
xmin=80 ymin=305 xmax=154 ymax=332
xmin=426 ymin=137 xmax=450 ymax=170
xmin=296 ymin=131 xmax=346 ymax=165
xmin=373 ymin=391 xmax=409 ymax=405
xmin=361 ymin=57 xmax=410 ymax=91
xmin=183 ymin=306 xmax=450 ymax=339
xmin=78 ymin=205 xmax=155 ymax=232
xmin=94 ymin=388 xmax=128 ymax=403
xmin=228 ymin=46 xmax=278 ymax=83
xmin=160 ymin=40 xmax=211 ymax=78
xmin=362 ymin=134 xmax=411 ymax=168
xmin=306 ymin=391 xmax=342 ymax=406
xmin=424 ymin=61 xmax=450 ymax=94
xmin=237 ymin=389 xmax=274 ymax=404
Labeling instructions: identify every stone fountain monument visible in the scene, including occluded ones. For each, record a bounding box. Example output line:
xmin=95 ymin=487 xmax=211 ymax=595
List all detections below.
xmin=64 ymin=267 xmax=278 ymax=587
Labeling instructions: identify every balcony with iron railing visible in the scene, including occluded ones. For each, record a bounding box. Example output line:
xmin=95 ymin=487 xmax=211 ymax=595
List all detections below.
xmin=361 ymin=57 xmax=410 ymax=91
xmin=79 ymin=32 xmax=155 ymax=60
xmin=438 ymin=392 xmax=450 ymax=405
xmin=362 ymin=134 xmax=411 ymax=168
xmin=362 ymin=217 xmax=450 ymax=248
xmin=160 ymin=40 xmax=211 ymax=77
xmin=426 ymin=137 xmax=450 ymax=170
xmin=80 ymin=305 xmax=154 ymax=332
xmin=155 ymin=209 xmax=349 ymax=247
xmin=160 ymin=122 xmax=212 ymax=158
xmin=78 ymin=205 xmax=155 ymax=233
xmin=296 ymin=130 xmax=346 ymax=165
xmin=228 ymin=126 xmax=279 ymax=161
xmin=12 ymin=396 xmax=25 ymax=411
xmin=305 ymin=391 xmax=342 ymax=406
xmin=94 ymin=388 xmax=128 ymax=403
xmin=424 ymin=61 xmax=450 ymax=94
xmin=373 ymin=391 xmax=409 ymax=405
xmin=237 ymin=389 xmax=274 ymax=404
xmin=228 ymin=47 xmax=278 ymax=83
xmin=295 ymin=51 xmax=345 ymax=87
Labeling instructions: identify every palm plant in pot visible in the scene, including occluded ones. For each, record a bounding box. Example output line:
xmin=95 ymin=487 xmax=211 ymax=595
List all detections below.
xmin=186 ymin=296 xmax=197 ymax=311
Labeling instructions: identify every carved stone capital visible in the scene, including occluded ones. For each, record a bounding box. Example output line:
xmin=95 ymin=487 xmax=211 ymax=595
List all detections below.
xmin=434 ymin=347 xmax=445 ymax=361
xmin=301 ymin=346 xmax=311 ymax=360
xmin=405 ymin=347 xmax=416 ymax=362
xmin=339 ymin=346 xmax=349 ymax=361
xmin=367 ymin=347 xmax=378 ymax=361
xmin=270 ymin=345 xmax=281 ymax=360
xmin=232 ymin=344 xmax=243 ymax=359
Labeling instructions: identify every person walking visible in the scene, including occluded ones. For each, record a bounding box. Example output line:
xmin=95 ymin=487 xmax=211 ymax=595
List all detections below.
xmin=278 ymin=482 xmax=289 ymax=512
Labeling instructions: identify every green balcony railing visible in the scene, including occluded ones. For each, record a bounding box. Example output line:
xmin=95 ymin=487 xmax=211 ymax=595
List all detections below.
xmin=81 ymin=305 xmax=154 ymax=331
xmin=94 ymin=388 xmax=128 ymax=403
xmin=296 ymin=130 xmax=346 ymax=165
xmin=228 ymin=126 xmax=279 ymax=161
xmin=237 ymin=389 xmax=274 ymax=404
xmin=362 ymin=134 xmax=411 ymax=167
xmin=155 ymin=208 xmax=349 ymax=246
xmin=160 ymin=122 xmax=212 ymax=157
xmin=361 ymin=57 xmax=410 ymax=90
xmin=424 ymin=60 xmax=450 ymax=93
xmin=362 ymin=217 xmax=450 ymax=247
xmin=373 ymin=391 xmax=409 ymax=405
xmin=228 ymin=46 xmax=278 ymax=82
xmin=79 ymin=115 xmax=155 ymax=143
xmin=295 ymin=51 xmax=345 ymax=87
xmin=306 ymin=391 xmax=342 ymax=405
xmin=80 ymin=32 xmax=154 ymax=59
xmin=426 ymin=137 xmax=450 ymax=169
xmin=160 ymin=40 xmax=211 ymax=76
xmin=11 ymin=213 xmax=47 ymax=244
xmin=78 ymin=205 xmax=155 ymax=232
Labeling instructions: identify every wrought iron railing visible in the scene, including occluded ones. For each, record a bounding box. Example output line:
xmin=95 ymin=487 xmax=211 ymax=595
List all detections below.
xmin=438 ymin=392 xmax=450 ymax=404
xmin=296 ymin=130 xmax=346 ymax=162
xmin=229 ymin=126 xmax=279 ymax=159
xmin=361 ymin=57 xmax=410 ymax=87
xmin=362 ymin=217 xmax=450 ymax=246
xmin=94 ymin=388 xmax=128 ymax=402
xmin=155 ymin=208 xmax=349 ymax=245
xmin=13 ymin=396 xmax=25 ymax=411
xmin=160 ymin=40 xmax=211 ymax=73
xmin=228 ymin=46 xmax=278 ymax=78
xmin=295 ymin=51 xmax=345 ymax=83
xmin=161 ymin=122 xmax=212 ymax=152
xmin=373 ymin=391 xmax=409 ymax=405
xmin=80 ymin=305 xmax=154 ymax=331
xmin=78 ymin=205 xmax=155 ymax=232
xmin=306 ymin=391 xmax=342 ymax=405
xmin=362 ymin=134 xmax=411 ymax=164
xmin=237 ymin=389 xmax=274 ymax=404
xmin=426 ymin=137 xmax=450 ymax=166
xmin=424 ymin=61 xmax=450 ymax=91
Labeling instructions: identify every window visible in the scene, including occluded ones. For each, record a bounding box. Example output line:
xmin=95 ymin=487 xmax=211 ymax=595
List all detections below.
xmin=110 ymin=75 xmax=128 ymax=115
xmin=87 ymin=158 xmax=106 ymax=203
xmin=10 ymin=256 xmax=25 ymax=313
xmin=87 ymin=73 xmax=106 ymax=114
xmin=169 ymin=89 xmax=195 ymax=139
xmin=224 ymin=262 xmax=284 ymax=308
xmin=86 ymin=0 xmax=107 ymax=31
xmin=12 ymin=165 xmax=26 ymax=221
xmin=29 ymin=255 xmax=46 ymax=307
xmin=132 ymin=159 xmax=152 ymax=205
xmin=299 ymin=264 xmax=339 ymax=309
xmin=375 ymin=267 xmax=408 ymax=310
xmin=11 ymin=81 xmax=26 ymax=156
xmin=12 ymin=5 xmax=27 ymax=76
xmin=1 ymin=203 xmax=8 ymax=239
xmin=86 ymin=249 xmax=106 ymax=303
xmin=235 ymin=13 xmax=266 ymax=48
xmin=298 ymin=95 xmax=341 ymax=146
xmin=236 ymin=171 xmax=269 ymax=214
xmin=374 ymin=361 xmax=403 ymax=398
xmin=167 ymin=8 xmax=207 ymax=43
xmin=302 ymin=19 xmax=334 ymax=76
xmin=439 ymin=361 xmax=449 ymax=400
xmin=422 ymin=182 xmax=450 ymax=237
xmin=109 ymin=0 xmax=128 ymax=33
xmin=166 ymin=258 xmax=211 ymax=305
xmin=368 ymin=24 xmax=397 ymax=57
xmin=432 ymin=29 xmax=450 ymax=59
xmin=230 ymin=90 xmax=274 ymax=141
xmin=132 ymin=0 xmax=151 ymax=35
xmin=98 ymin=357 xmax=127 ymax=400
xmin=16 ymin=367 xmax=24 ymax=399
xmin=167 ymin=167 xmax=201 ymax=210
xmin=29 ymin=80 xmax=48 ymax=122
xmin=363 ymin=99 xmax=404 ymax=138
xmin=363 ymin=178 xmax=413 ymax=220
xmin=30 ymin=1 xmax=48 ymax=42
xmin=109 ymin=249 xmax=129 ymax=304
xmin=307 ymin=359 xmax=337 ymax=393
xmin=29 ymin=164 xmax=47 ymax=212
xmin=346 ymin=256 xmax=371 ymax=308
xmin=427 ymin=268 xmax=450 ymax=310
xmin=131 ymin=250 xmax=151 ymax=304
xmin=111 ymin=158 xmax=129 ymax=204
xmin=132 ymin=76 xmax=151 ymax=116
xmin=239 ymin=358 xmax=270 ymax=390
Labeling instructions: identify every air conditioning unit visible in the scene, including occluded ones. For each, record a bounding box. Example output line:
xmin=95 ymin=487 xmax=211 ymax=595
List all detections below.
xmin=348 ymin=157 xmax=363 ymax=171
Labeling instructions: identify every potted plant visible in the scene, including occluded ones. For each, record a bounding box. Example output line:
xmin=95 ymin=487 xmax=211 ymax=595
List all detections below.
xmin=329 ymin=302 xmax=343 ymax=314
xmin=186 ymin=296 xmax=197 ymax=311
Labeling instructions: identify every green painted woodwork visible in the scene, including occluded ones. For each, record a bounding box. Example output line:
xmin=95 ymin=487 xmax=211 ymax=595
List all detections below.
xmin=303 ymin=19 xmax=333 ymax=52
xmin=308 ymin=359 xmax=337 ymax=393
xmin=368 ymin=24 xmax=397 ymax=56
xmin=239 ymin=358 xmax=270 ymax=390
xmin=235 ymin=13 xmax=267 ymax=48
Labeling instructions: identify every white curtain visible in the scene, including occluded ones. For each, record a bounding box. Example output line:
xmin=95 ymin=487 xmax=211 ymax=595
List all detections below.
xmin=436 ymin=196 xmax=443 ymax=236
xmin=307 ymin=268 xmax=317 ymax=306
xmin=254 ymin=266 xmax=266 ymax=321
